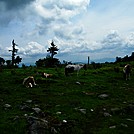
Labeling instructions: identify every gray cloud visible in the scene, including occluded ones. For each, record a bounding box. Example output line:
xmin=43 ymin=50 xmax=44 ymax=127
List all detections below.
xmin=0 ymin=1 xmax=34 ymax=26
xmin=0 ymin=0 xmax=35 ymax=11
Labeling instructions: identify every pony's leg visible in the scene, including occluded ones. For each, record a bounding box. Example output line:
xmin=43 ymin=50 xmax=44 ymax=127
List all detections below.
xmin=128 ymin=73 xmax=130 ymax=80
xmin=126 ymin=74 xmax=129 ymax=80
xmin=29 ymin=83 xmax=33 ymax=87
xmin=77 ymin=70 xmax=79 ymax=76
xmin=32 ymin=78 xmax=37 ymax=86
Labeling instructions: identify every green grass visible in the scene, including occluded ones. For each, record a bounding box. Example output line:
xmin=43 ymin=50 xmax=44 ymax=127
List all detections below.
xmin=0 ymin=63 xmax=134 ymax=133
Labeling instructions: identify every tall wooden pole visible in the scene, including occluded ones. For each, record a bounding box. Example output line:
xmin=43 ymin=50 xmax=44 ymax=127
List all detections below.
xmin=88 ymin=56 xmax=90 ymax=65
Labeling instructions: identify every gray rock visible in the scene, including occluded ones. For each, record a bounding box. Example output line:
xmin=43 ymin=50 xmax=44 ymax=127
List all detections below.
xmin=79 ymin=109 xmax=86 ymax=114
xmin=56 ymin=112 xmax=62 ymax=115
xmin=98 ymin=94 xmax=109 ymax=99
xmin=111 ymin=107 xmax=121 ymax=114
xmin=109 ymin=125 xmax=116 ymax=129
xmin=27 ymin=116 xmax=48 ymax=134
xmin=103 ymin=112 xmax=112 ymax=117
xmin=32 ymin=108 xmax=41 ymax=114
xmin=74 ymin=107 xmax=86 ymax=114
xmin=4 ymin=104 xmax=12 ymax=109
xmin=13 ymin=116 xmax=20 ymax=121
xmin=26 ymin=100 xmax=32 ymax=103
xmin=20 ymin=104 xmax=32 ymax=111
xmin=126 ymin=118 xmax=134 ymax=122
xmin=120 ymin=123 xmax=128 ymax=128
xmin=76 ymin=81 xmax=81 ymax=85
xmin=4 ymin=104 xmax=11 ymax=108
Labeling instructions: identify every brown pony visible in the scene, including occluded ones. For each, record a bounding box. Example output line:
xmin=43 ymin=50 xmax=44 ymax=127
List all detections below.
xmin=23 ymin=76 xmax=37 ymax=88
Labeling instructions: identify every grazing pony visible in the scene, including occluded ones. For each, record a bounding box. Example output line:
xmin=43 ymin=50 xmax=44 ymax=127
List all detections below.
xmin=123 ymin=64 xmax=132 ymax=80
xmin=23 ymin=76 xmax=37 ymax=88
xmin=65 ymin=64 xmax=86 ymax=76
xmin=41 ymin=72 xmax=53 ymax=78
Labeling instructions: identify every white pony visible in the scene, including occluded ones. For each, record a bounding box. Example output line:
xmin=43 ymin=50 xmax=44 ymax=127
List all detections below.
xmin=123 ymin=64 xmax=132 ymax=80
xmin=65 ymin=64 xmax=86 ymax=76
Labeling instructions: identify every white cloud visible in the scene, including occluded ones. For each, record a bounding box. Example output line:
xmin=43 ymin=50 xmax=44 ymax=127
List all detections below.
xmin=18 ymin=42 xmax=47 ymax=56
xmin=101 ymin=30 xmax=124 ymax=49
xmin=1 ymin=30 xmax=134 ymax=63
xmin=0 ymin=0 xmax=134 ymax=63
xmin=32 ymin=0 xmax=90 ymax=23
xmin=125 ymin=32 xmax=134 ymax=47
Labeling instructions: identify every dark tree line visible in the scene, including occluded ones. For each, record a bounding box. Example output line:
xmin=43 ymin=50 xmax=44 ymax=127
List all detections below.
xmin=0 ymin=40 xmax=60 ymax=68
xmin=116 ymin=52 xmax=134 ymax=62
xmin=0 ymin=57 xmax=5 ymax=66
xmin=36 ymin=40 xmax=60 ymax=67
xmin=0 ymin=39 xmax=22 ymax=68
xmin=2 ymin=39 xmax=133 ymax=68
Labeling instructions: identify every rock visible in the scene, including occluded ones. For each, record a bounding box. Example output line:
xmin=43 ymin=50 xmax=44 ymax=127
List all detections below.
xmin=90 ymin=109 xmax=94 ymax=112
xmin=24 ymin=114 xmax=28 ymax=117
xmin=126 ymin=118 xmax=134 ymax=122
xmin=27 ymin=116 xmax=49 ymax=134
xmin=4 ymin=104 xmax=12 ymax=109
xmin=103 ymin=112 xmax=112 ymax=117
xmin=120 ymin=123 xmax=128 ymax=128
xmin=109 ymin=125 xmax=116 ymax=129
xmin=83 ymin=91 xmax=95 ymax=96
xmin=79 ymin=109 xmax=86 ymax=114
xmin=63 ymin=120 xmax=67 ymax=123
xmin=76 ymin=81 xmax=81 ymax=85
xmin=51 ymin=127 xmax=58 ymax=133
xmin=56 ymin=112 xmax=61 ymax=115
xmin=55 ymin=105 xmax=60 ymax=107
xmin=26 ymin=100 xmax=32 ymax=103
xmin=74 ymin=108 xmax=86 ymax=114
xmin=20 ymin=104 xmax=32 ymax=112
xmin=103 ymin=108 xmax=107 ymax=111
xmin=13 ymin=116 xmax=19 ymax=121
xmin=111 ymin=107 xmax=121 ymax=115
xmin=32 ymin=108 xmax=41 ymax=114
xmin=98 ymin=94 xmax=109 ymax=99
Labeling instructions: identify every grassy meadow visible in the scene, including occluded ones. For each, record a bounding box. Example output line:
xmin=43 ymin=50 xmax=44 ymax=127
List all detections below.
xmin=0 ymin=62 xmax=134 ymax=134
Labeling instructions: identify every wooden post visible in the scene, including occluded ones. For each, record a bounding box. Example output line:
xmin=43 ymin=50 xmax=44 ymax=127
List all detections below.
xmin=88 ymin=56 xmax=90 ymax=65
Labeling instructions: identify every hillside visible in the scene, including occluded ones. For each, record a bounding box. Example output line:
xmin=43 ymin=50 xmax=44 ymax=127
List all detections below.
xmin=0 ymin=63 xmax=134 ymax=134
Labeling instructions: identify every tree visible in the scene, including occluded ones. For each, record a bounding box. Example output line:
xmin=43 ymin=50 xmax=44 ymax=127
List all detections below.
xmin=9 ymin=39 xmax=18 ymax=66
xmin=35 ymin=58 xmax=45 ymax=67
xmin=47 ymin=40 xmax=59 ymax=59
xmin=0 ymin=57 xmax=5 ymax=66
xmin=46 ymin=40 xmax=60 ymax=67
xmin=9 ymin=39 xmax=22 ymax=66
xmin=14 ymin=56 xmax=22 ymax=65
xmin=35 ymin=57 xmax=61 ymax=67
xmin=36 ymin=40 xmax=60 ymax=67
xmin=6 ymin=60 xmax=12 ymax=67
xmin=44 ymin=56 xmax=60 ymax=67
xmin=0 ymin=57 xmax=5 ymax=72
xmin=115 ymin=57 xmax=122 ymax=62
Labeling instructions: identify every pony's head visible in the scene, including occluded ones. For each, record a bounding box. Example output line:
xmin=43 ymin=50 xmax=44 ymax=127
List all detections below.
xmin=82 ymin=64 xmax=87 ymax=70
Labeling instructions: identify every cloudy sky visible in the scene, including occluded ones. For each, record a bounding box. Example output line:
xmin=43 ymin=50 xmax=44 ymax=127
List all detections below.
xmin=0 ymin=0 xmax=134 ymax=64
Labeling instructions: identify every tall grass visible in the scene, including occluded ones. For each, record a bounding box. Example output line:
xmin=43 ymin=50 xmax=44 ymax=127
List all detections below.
xmin=0 ymin=63 xmax=134 ymax=133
